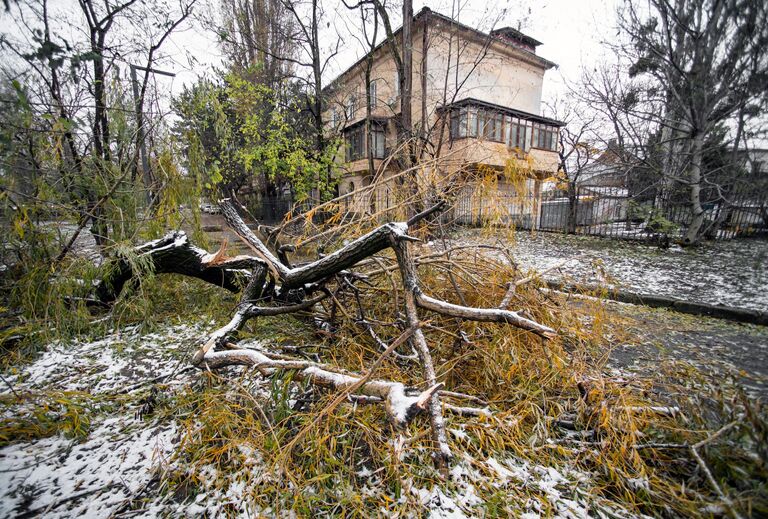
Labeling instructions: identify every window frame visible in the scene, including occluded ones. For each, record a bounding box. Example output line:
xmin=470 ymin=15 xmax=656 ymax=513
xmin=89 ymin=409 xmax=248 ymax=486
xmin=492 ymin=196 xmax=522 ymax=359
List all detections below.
xmin=345 ymin=125 xmax=365 ymax=161
xmin=371 ymin=122 xmax=386 ymax=159
xmin=369 ymin=80 xmax=378 ymax=108
xmin=344 ymin=120 xmax=386 ymax=161
xmin=346 ymin=91 xmax=357 ymax=119
xmin=448 ymin=104 xmax=560 ymax=151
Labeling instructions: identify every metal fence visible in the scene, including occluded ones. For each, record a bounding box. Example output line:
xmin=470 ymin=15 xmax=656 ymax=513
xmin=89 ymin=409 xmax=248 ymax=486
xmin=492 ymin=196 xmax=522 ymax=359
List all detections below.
xmin=454 ymin=185 xmax=768 ymax=241
xmin=244 ymin=194 xmax=295 ymax=224
xmin=244 ymin=194 xmax=336 ymax=226
xmin=243 ymin=186 xmax=767 ymax=241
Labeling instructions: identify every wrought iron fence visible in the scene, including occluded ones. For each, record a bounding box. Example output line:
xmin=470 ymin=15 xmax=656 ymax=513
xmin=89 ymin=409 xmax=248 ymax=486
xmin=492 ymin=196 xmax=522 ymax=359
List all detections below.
xmin=245 ymin=194 xmax=294 ymax=224
xmin=243 ymin=194 xmax=336 ymax=226
xmin=243 ymin=185 xmax=767 ymax=241
xmin=454 ymin=185 xmax=768 ymax=241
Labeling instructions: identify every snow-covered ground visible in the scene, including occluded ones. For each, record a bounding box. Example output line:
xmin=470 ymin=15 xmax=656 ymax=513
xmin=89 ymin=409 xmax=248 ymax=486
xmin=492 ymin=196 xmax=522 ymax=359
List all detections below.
xmin=450 ymin=229 xmax=768 ymax=312
xmin=0 ymin=324 xmax=204 ymax=518
xmin=0 ymin=324 xmax=647 ymax=517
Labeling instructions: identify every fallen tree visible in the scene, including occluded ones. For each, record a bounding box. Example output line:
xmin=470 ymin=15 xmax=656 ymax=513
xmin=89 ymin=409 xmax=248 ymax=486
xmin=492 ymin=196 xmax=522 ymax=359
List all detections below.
xmin=93 ymin=198 xmax=556 ymax=469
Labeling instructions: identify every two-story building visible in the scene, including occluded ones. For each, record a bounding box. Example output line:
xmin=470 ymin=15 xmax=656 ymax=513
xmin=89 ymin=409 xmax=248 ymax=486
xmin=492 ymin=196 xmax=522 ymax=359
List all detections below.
xmin=323 ymin=7 xmax=564 ymax=227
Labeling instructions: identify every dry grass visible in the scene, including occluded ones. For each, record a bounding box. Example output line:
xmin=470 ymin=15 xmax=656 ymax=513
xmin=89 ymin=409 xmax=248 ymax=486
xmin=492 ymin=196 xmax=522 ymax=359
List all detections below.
xmin=2 ymin=166 xmax=765 ymax=516
xmin=152 ymin=234 xmax=767 ymax=516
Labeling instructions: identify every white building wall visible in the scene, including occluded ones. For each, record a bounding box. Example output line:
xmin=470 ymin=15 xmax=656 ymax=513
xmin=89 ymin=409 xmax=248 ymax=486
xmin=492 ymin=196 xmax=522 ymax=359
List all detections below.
xmin=424 ymin=22 xmax=545 ymax=117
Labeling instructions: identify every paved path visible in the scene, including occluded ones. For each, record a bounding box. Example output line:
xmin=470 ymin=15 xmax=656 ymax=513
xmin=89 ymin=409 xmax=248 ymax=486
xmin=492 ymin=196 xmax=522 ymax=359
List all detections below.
xmin=607 ymin=303 xmax=768 ymax=399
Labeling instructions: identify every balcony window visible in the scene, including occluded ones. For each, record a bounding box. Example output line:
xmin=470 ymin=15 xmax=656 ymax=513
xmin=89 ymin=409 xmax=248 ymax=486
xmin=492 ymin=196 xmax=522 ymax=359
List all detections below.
xmin=506 ymin=116 xmax=518 ymax=148
xmin=532 ymin=122 xmax=558 ymax=151
xmin=467 ymin=108 xmax=478 ymax=138
xmin=449 ymin=103 xmax=560 ymax=151
xmin=479 ymin=110 xmax=503 ymax=142
xmin=451 ymin=109 xmax=468 ymax=138
xmin=345 ymin=125 xmax=364 ymax=161
xmin=507 ymin=117 xmax=531 ymax=151
xmin=344 ymin=120 xmax=386 ymax=161
xmin=371 ymin=123 xmax=386 ymax=159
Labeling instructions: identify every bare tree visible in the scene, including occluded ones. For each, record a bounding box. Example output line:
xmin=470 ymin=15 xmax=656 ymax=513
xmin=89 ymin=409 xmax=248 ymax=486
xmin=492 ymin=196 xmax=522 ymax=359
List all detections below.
xmin=618 ymin=0 xmax=768 ymax=244
xmin=548 ymin=99 xmax=598 ymax=233
xmin=219 ymin=0 xmax=296 ymax=88
xmin=1 ymin=0 xmax=196 ymax=257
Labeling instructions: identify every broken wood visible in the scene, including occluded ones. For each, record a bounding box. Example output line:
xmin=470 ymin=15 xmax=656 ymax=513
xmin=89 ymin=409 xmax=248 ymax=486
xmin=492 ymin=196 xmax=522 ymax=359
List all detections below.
xmin=94 ymin=231 xmax=259 ymax=304
xmin=91 ymin=197 xmax=558 ymax=467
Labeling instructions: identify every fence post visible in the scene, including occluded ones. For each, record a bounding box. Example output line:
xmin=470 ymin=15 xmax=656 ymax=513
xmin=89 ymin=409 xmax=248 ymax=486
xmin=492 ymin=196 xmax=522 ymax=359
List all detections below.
xmin=532 ymin=178 xmax=541 ymax=231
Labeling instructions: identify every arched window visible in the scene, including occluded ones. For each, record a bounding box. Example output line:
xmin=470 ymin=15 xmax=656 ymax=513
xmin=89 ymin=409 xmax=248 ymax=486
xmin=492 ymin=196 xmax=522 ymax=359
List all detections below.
xmin=348 ymin=181 xmax=355 ymax=193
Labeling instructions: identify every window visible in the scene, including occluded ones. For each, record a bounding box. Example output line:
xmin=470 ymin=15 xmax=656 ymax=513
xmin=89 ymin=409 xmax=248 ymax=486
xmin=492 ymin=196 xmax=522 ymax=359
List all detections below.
xmin=371 ymin=123 xmax=386 ymax=158
xmin=519 ymin=121 xmax=532 ymax=151
xmin=451 ymin=109 xmax=468 ymax=138
xmin=369 ymin=80 xmax=378 ymax=108
xmin=532 ymin=122 xmax=559 ymax=151
xmin=478 ymin=109 xmax=503 ymax=142
xmin=450 ymin=104 xmax=559 ymax=150
xmin=467 ymin=108 xmax=478 ymax=138
xmin=506 ymin=116 xmax=517 ymax=147
xmin=331 ymin=109 xmax=339 ymax=128
xmin=345 ymin=121 xmax=386 ymax=161
xmin=346 ymin=93 xmax=357 ymax=119
xmin=507 ymin=118 xmax=531 ymax=151
xmin=345 ymin=125 xmax=364 ymax=161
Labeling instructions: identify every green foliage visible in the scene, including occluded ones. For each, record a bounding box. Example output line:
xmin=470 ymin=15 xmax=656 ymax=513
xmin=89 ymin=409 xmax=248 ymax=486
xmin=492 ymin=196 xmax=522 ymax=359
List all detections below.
xmin=627 ymin=201 xmax=677 ymax=232
xmin=0 ymin=391 xmax=98 ymax=445
xmin=173 ymin=69 xmax=339 ymax=202
xmin=229 ymin=75 xmax=338 ymax=201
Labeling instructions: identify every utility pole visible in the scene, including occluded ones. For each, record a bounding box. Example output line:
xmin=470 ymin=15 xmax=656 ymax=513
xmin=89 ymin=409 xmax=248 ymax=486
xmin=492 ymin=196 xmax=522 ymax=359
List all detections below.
xmin=129 ymin=64 xmax=175 ymax=204
xmin=401 ymin=0 xmax=413 ymax=148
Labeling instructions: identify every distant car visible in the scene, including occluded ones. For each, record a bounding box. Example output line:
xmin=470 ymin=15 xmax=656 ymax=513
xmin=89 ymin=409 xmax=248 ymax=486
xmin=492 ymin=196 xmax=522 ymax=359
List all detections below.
xmin=199 ymin=203 xmax=221 ymax=215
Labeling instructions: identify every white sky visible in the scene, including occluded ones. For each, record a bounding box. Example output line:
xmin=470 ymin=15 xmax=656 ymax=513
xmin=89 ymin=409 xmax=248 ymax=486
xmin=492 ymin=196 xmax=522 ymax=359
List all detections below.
xmin=166 ymin=0 xmax=621 ymax=108
xmin=0 ymin=0 xmax=621 ymax=118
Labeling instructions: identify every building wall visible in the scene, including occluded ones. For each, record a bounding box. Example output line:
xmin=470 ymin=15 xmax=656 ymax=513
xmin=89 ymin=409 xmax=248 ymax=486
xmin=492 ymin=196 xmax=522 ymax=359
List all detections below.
xmin=324 ymin=15 xmax=553 ymax=162
xmin=324 ymin=11 xmax=559 ymax=217
xmin=422 ymin=20 xmax=545 ymax=121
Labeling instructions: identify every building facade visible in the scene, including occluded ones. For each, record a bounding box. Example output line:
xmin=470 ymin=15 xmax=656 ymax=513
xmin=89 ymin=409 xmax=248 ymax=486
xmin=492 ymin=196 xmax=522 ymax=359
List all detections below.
xmin=323 ymin=8 xmax=564 ymax=225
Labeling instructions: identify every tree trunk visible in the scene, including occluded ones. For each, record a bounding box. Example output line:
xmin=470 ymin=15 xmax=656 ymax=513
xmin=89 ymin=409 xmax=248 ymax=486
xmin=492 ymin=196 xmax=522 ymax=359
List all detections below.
xmin=311 ymin=0 xmax=324 ymax=203
xmin=94 ymin=231 xmax=256 ymax=304
xmin=683 ymin=132 xmax=706 ymax=245
xmin=567 ymin=184 xmax=578 ymax=234
xmin=401 ymin=0 xmax=413 ymax=150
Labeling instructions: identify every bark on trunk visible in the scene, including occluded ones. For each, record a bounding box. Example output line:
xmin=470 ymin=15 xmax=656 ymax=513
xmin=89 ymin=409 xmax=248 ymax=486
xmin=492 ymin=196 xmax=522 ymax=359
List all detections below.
xmin=683 ymin=132 xmax=706 ymax=245
xmin=567 ymin=184 xmax=578 ymax=234
xmin=94 ymin=231 xmax=258 ymax=304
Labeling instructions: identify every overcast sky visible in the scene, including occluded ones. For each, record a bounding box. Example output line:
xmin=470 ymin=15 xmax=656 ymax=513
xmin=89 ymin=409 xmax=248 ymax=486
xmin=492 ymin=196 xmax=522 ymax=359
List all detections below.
xmin=165 ymin=0 xmax=621 ymax=108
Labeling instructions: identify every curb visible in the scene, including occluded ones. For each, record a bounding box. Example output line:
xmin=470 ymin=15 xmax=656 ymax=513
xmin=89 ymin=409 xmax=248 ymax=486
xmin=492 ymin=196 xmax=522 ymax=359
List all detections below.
xmin=546 ymin=280 xmax=768 ymax=326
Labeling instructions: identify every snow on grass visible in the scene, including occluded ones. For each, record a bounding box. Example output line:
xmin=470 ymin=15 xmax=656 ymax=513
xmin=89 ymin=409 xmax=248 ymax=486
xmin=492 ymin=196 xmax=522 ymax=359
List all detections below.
xmin=7 ymin=322 xmax=208 ymax=394
xmin=396 ymin=453 xmax=644 ymax=519
xmin=0 ymin=322 xmax=211 ymax=517
xmin=0 ymin=417 xmax=176 ymax=518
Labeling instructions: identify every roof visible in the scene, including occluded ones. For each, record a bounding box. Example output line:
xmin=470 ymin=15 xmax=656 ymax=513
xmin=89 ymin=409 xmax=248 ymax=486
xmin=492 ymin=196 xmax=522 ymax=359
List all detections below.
xmin=323 ymin=7 xmax=556 ymax=94
xmin=442 ymin=97 xmax=566 ymax=127
xmin=490 ymin=27 xmax=542 ymax=49
xmin=342 ymin=116 xmax=389 ymax=131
